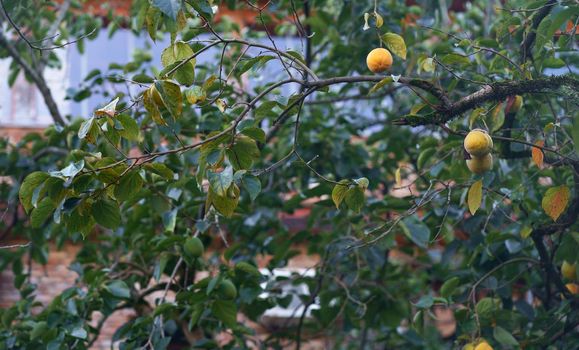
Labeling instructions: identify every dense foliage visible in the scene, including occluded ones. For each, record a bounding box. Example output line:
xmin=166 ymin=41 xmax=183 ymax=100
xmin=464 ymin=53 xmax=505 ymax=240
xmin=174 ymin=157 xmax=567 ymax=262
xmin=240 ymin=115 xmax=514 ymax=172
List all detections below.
xmin=1 ymin=0 xmax=578 ymax=349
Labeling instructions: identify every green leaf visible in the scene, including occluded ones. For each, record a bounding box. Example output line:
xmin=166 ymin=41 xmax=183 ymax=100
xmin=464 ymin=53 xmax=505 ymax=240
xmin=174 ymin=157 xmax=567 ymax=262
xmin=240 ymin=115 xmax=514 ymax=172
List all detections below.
xmin=114 ymin=171 xmax=143 ymax=201
xmin=144 ymin=163 xmax=175 ymax=180
xmin=152 ymin=0 xmax=181 ymax=20
xmin=162 ymin=209 xmax=177 ymax=233
xmin=440 ymin=53 xmax=470 ymax=66
xmin=226 ymin=135 xmax=260 ymax=170
xmin=208 ymin=166 xmax=234 ymax=197
xmin=345 ymin=186 xmax=364 ymax=213
xmin=155 ymin=80 xmax=183 ymax=119
xmin=493 ymin=326 xmax=519 ymax=346
xmin=117 ymin=114 xmax=140 ymax=141
xmin=240 ymin=127 xmax=266 ymax=143
xmin=208 ymin=185 xmax=240 ymax=218
xmin=19 ymin=172 xmax=49 ymax=213
xmin=161 ymin=41 xmax=195 ymax=85
xmin=476 ymin=297 xmax=500 ymax=319
xmin=106 ymin=280 xmax=131 ymax=299
xmin=413 ymin=294 xmax=434 ymax=309
xmin=239 ymin=56 xmax=275 ymax=75
xmin=331 ymin=180 xmax=349 ymax=209
xmin=381 ymin=33 xmax=407 ymax=59
xmin=30 ymin=197 xmax=55 ymax=228
xmin=440 ymin=277 xmax=460 ymax=299
xmin=401 ymin=215 xmax=430 ymax=248
xmin=92 ymin=199 xmax=121 ymax=229
xmin=211 ymin=300 xmax=237 ymax=328
xmin=242 ymin=175 xmax=261 ymax=201
xmin=368 ymin=77 xmax=393 ymax=94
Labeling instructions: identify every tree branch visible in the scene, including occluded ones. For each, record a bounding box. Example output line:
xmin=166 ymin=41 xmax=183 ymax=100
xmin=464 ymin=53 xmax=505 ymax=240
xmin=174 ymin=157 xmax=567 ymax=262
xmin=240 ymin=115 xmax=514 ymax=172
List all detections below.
xmin=520 ymin=0 xmax=558 ymax=62
xmin=394 ymin=75 xmax=578 ymax=126
xmin=0 ymin=31 xmax=67 ymax=126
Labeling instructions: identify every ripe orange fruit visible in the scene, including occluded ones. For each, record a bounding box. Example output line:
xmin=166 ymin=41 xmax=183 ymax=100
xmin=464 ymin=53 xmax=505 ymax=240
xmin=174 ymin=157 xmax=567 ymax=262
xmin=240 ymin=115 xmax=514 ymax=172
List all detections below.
xmin=366 ymin=48 xmax=393 ymax=73
xmin=474 ymin=341 xmax=493 ymax=350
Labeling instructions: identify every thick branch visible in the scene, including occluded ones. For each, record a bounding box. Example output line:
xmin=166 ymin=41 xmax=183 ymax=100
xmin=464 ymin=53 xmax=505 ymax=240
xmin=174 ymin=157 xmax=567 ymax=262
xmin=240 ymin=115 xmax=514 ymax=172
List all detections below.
xmin=520 ymin=0 xmax=558 ymax=62
xmin=0 ymin=31 xmax=67 ymax=126
xmin=394 ymin=75 xmax=579 ymax=126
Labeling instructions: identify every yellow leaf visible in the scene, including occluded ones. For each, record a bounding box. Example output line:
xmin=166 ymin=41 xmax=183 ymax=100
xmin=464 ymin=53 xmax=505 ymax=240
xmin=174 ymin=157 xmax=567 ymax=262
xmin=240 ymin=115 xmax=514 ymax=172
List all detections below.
xmin=363 ymin=12 xmax=370 ymax=31
xmin=368 ymin=77 xmax=393 ymax=95
xmin=542 ymin=185 xmax=570 ymax=221
xmin=374 ymin=12 xmax=384 ymax=28
xmin=395 ymin=167 xmax=402 ymax=187
xmin=467 ymin=180 xmax=483 ymax=215
xmin=520 ymin=226 xmax=532 ymax=239
xmin=532 ymin=140 xmax=544 ymax=168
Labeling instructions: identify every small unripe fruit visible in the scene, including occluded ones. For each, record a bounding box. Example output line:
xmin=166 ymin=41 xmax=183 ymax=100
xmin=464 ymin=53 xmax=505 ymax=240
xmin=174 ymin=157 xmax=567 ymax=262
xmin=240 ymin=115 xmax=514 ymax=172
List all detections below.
xmin=464 ymin=129 xmax=493 ymax=157
xmin=566 ymin=283 xmax=579 ymax=295
xmin=218 ymin=279 xmax=237 ymax=300
xmin=366 ymin=48 xmax=393 ymax=73
xmin=462 ymin=343 xmax=475 ymax=350
xmin=466 ymin=154 xmax=493 ymax=174
xmin=474 ymin=342 xmax=493 ymax=350
xmin=561 ymin=261 xmax=576 ymax=281
xmin=184 ymin=237 xmax=204 ymax=259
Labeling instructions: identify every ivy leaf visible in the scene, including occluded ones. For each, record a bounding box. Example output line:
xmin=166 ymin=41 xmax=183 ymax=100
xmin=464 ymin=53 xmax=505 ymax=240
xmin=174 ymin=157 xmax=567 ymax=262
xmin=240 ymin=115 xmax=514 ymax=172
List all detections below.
xmin=542 ymin=185 xmax=570 ymax=221
xmin=95 ymin=97 xmax=119 ymax=118
xmin=467 ymin=180 xmax=483 ymax=215
xmin=532 ymin=140 xmax=544 ymax=168
xmin=151 ymin=0 xmax=181 ymax=20
xmin=92 ymin=198 xmax=121 ymax=229
xmin=161 ymin=41 xmax=195 ymax=86
xmin=19 ymin=172 xmax=50 ymax=213
xmin=493 ymin=326 xmax=519 ymax=346
xmin=332 ymin=180 xmax=349 ymax=209
xmin=381 ymin=33 xmax=407 ymax=60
